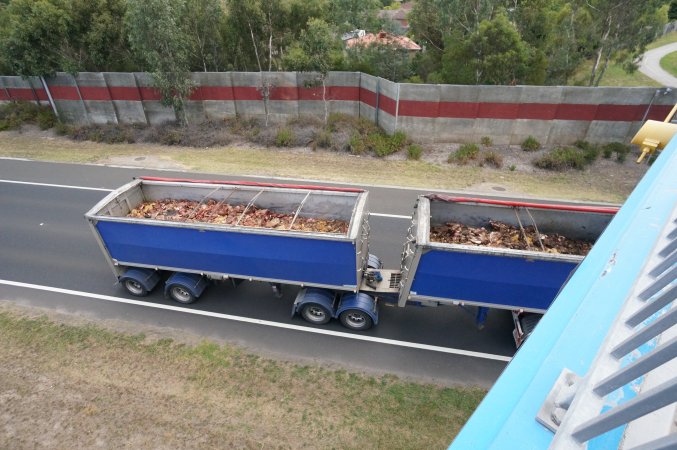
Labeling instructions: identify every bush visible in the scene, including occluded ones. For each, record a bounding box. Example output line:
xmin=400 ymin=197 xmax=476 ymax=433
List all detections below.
xmin=480 ymin=136 xmax=493 ymax=147
xmin=54 ymin=121 xmax=71 ymax=135
xmin=391 ymin=130 xmax=408 ymax=148
xmin=315 ymin=130 xmax=332 ymax=149
xmin=521 ymin=136 xmax=541 ymax=152
xmin=573 ymin=140 xmax=600 ymax=164
xmin=0 ymin=101 xmax=56 ymax=131
xmin=275 ymin=127 xmax=294 ymax=147
xmin=533 ymin=146 xmax=588 ymax=171
xmin=602 ymin=142 xmax=631 ymax=163
xmin=509 ymin=164 xmax=516 ymax=171
xmin=348 ymin=132 xmax=366 ymax=155
xmin=407 ymin=144 xmax=423 ymax=160
xmin=449 ymin=143 xmax=480 ymax=164
xmin=480 ymin=151 xmax=503 ymax=168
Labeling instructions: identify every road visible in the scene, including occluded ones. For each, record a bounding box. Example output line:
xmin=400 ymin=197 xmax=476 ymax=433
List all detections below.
xmin=639 ymin=42 xmax=677 ymax=87
xmin=0 ymin=158 xmax=519 ymax=387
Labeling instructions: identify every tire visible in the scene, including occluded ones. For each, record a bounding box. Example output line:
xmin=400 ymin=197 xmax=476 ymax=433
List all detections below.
xmin=168 ymin=284 xmax=197 ymax=304
xmin=339 ymin=309 xmax=373 ymax=331
xmin=300 ymin=303 xmax=331 ymax=325
xmin=123 ymin=278 xmax=148 ymax=297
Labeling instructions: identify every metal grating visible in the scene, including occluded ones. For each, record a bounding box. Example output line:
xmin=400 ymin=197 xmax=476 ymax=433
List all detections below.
xmin=389 ymin=272 xmax=402 ymax=289
xmin=545 ymin=204 xmax=677 ymax=449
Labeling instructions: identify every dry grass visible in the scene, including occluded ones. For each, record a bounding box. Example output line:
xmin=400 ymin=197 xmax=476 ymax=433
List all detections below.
xmin=0 ymin=130 xmax=646 ymax=203
xmin=0 ymin=308 xmax=484 ymax=449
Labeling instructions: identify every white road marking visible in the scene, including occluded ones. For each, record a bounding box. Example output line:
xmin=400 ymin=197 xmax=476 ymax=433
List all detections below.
xmin=0 ymin=179 xmax=112 ymax=192
xmin=0 ymin=279 xmax=512 ymax=362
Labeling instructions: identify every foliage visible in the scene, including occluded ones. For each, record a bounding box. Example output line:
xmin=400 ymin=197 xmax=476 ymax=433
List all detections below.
xmin=314 ymin=129 xmax=332 ymax=148
xmin=602 ymin=142 xmax=631 ymax=162
xmin=480 ymin=151 xmax=503 ymax=168
xmin=480 ymin=136 xmax=493 ymax=147
xmin=0 ymin=101 xmax=55 ymax=130
xmin=521 ymin=136 xmax=541 ymax=151
xmin=327 ymin=0 xmax=382 ymax=33
xmin=533 ymin=146 xmax=591 ymax=170
xmin=125 ymin=0 xmax=195 ymax=125
xmin=573 ymin=140 xmax=600 ymax=163
xmin=449 ymin=143 xmax=480 ymax=164
xmin=348 ymin=131 xmax=366 ymax=154
xmin=438 ymin=11 xmax=540 ymax=85
xmin=407 ymin=144 xmax=423 ymax=160
xmin=345 ymin=43 xmax=414 ymax=82
xmin=275 ymin=127 xmax=295 ymax=146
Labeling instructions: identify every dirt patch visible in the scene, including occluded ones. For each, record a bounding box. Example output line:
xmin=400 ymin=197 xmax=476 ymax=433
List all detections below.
xmin=0 ymin=304 xmax=485 ymax=449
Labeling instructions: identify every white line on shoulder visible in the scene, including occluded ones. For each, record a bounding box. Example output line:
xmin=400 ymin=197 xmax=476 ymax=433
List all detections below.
xmin=0 ymin=179 xmax=113 ymax=192
xmin=0 ymin=279 xmax=512 ymax=363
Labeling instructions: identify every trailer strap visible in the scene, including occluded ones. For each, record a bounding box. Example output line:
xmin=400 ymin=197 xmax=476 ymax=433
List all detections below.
xmin=138 ymin=176 xmax=364 ymax=193
xmin=425 ymin=194 xmax=619 ymax=214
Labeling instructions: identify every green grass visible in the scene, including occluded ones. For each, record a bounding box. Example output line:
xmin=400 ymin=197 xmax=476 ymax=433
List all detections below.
xmin=660 ymin=50 xmax=677 ymax=77
xmin=647 ymin=31 xmax=677 ymax=50
xmin=571 ymin=59 xmax=660 ymax=87
xmin=0 ymin=309 xmax=486 ymax=448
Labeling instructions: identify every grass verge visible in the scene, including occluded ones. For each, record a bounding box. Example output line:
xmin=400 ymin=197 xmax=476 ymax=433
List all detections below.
xmin=0 ymin=308 xmax=485 ymax=448
xmin=660 ymin=50 xmax=677 ymax=77
xmin=0 ymin=131 xmax=643 ymax=203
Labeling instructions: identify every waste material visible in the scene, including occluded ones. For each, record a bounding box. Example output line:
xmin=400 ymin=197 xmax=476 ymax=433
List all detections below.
xmin=127 ymin=199 xmax=349 ymax=234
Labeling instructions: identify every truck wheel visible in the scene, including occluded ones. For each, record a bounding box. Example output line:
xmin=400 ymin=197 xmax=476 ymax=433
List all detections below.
xmin=123 ymin=279 xmax=148 ymax=297
xmin=168 ymin=285 xmax=196 ymax=304
xmin=300 ymin=303 xmax=331 ymax=325
xmin=339 ymin=309 xmax=373 ymax=331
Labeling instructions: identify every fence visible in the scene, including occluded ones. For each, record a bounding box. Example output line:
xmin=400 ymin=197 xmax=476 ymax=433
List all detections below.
xmin=1 ymin=71 xmax=675 ymax=145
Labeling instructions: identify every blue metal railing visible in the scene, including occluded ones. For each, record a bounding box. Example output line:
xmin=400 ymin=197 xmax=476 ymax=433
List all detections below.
xmin=450 ymin=131 xmax=677 ymax=449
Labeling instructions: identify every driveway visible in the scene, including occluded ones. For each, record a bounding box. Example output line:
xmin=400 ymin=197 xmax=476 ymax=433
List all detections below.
xmin=639 ymin=42 xmax=677 ymax=87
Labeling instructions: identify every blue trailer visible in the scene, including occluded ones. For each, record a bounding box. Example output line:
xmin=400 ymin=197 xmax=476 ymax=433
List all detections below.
xmin=86 ymin=177 xmax=616 ymax=341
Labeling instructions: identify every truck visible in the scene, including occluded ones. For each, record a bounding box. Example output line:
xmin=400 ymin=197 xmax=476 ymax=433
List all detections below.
xmin=85 ymin=176 xmax=617 ymax=344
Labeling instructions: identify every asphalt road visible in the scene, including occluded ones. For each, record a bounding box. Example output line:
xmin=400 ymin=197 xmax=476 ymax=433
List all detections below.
xmin=639 ymin=42 xmax=677 ymax=87
xmin=0 ymin=158 xmax=518 ymax=387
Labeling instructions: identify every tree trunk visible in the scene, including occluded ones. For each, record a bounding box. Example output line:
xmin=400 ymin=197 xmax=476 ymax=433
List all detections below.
xmin=322 ymin=76 xmax=328 ymax=125
xmin=589 ymin=17 xmax=612 ymax=86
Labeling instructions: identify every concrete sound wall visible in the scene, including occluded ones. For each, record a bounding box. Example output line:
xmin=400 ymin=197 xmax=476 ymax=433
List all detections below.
xmin=1 ymin=72 xmax=674 ymax=144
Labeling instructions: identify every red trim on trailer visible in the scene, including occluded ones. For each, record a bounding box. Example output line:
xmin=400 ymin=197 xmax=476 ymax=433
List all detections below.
xmin=426 ymin=194 xmax=618 ymax=214
xmin=138 ymin=176 xmax=364 ymax=193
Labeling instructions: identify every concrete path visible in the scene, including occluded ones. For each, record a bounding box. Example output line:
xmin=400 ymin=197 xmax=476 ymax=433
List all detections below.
xmin=639 ymin=42 xmax=677 ymax=87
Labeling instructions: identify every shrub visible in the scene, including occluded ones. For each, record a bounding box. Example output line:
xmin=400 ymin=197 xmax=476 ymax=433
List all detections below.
xmin=449 ymin=143 xmax=480 ymax=164
xmin=602 ymin=142 xmax=631 ymax=163
xmin=480 ymin=136 xmax=493 ymax=147
xmin=275 ymin=127 xmax=294 ymax=147
xmin=407 ymin=144 xmax=423 ymax=160
xmin=533 ymin=146 xmax=587 ymax=171
xmin=391 ymin=130 xmax=408 ymax=148
xmin=573 ymin=140 xmax=600 ymax=164
xmin=480 ymin=151 xmax=503 ymax=168
xmin=0 ymin=101 xmax=56 ymax=131
xmin=54 ymin=121 xmax=71 ymax=135
xmin=348 ymin=132 xmax=366 ymax=154
xmin=366 ymin=133 xmax=391 ymax=157
xmin=521 ymin=136 xmax=541 ymax=152
xmin=509 ymin=164 xmax=516 ymax=171
xmin=315 ymin=130 xmax=332 ymax=148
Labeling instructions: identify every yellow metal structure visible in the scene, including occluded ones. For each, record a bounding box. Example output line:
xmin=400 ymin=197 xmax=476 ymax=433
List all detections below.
xmin=631 ymin=103 xmax=677 ymax=163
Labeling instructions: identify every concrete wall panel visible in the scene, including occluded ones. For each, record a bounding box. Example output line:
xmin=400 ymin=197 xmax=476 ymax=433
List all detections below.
xmin=546 ymin=120 xmax=590 ymax=145
xmin=510 ymin=119 xmax=553 ymax=145
xmin=134 ymin=72 xmax=175 ymax=124
xmin=473 ymin=119 xmax=515 ymax=145
xmin=586 ymin=121 xmax=632 ymax=143
xmin=75 ymin=72 xmax=118 ymax=124
xmin=45 ymin=74 xmax=88 ymax=123
xmin=103 ymin=72 xmax=147 ymax=124
xmin=433 ymin=118 xmax=477 ymax=143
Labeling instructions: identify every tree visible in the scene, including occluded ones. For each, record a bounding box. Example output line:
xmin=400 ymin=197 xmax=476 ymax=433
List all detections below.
xmin=345 ymin=43 xmax=414 ymax=82
xmin=0 ymin=0 xmax=72 ymax=76
xmin=584 ymin=0 xmax=666 ymax=86
xmin=184 ymin=0 xmax=226 ymax=72
xmin=439 ymin=11 xmax=537 ymax=85
xmin=327 ymin=0 xmax=382 ymax=33
xmin=125 ymin=0 xmax=195 ymax=125
xmin=283 ymin=18 xmax=342 ymax=123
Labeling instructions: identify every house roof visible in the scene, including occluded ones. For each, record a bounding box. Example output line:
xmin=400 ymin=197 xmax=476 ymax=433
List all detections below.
xmin=345 ymin=31 xmax=421 ymax=51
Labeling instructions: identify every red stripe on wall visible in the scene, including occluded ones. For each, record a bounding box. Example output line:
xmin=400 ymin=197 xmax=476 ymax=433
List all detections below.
xmin=232 ymin=86 xmax=261 ymax=101
xmin=270 ymin=86 xmax=298 ymax=101
xmin=190 ymin=86 xmax=235 ymax=101
xmin=78 ymin=86 xmax=111 ymax=101
xmin=360 ymin=87 xmax=377 ymax=108
xmin=138 ymin=87 xmax=162 ymax=101
xmin=517 ymin=103 xmax=559 ymax=120
xmin=595 ymin=104 xmax=643 ymax=121
xmin=47 ymin=85 xmax=80 ymax=101
xmin=647 ymin=104 xmax=674 ymax=120
xmin=477 ymin=102 xmax=519 ymax=119
xmin=379 ymin=94 xmax=397 ymax=115
xmin=4 ymin=88 xmax=39 ymax=101
xmin=108 ymin=86 xmax=142 ymax=101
